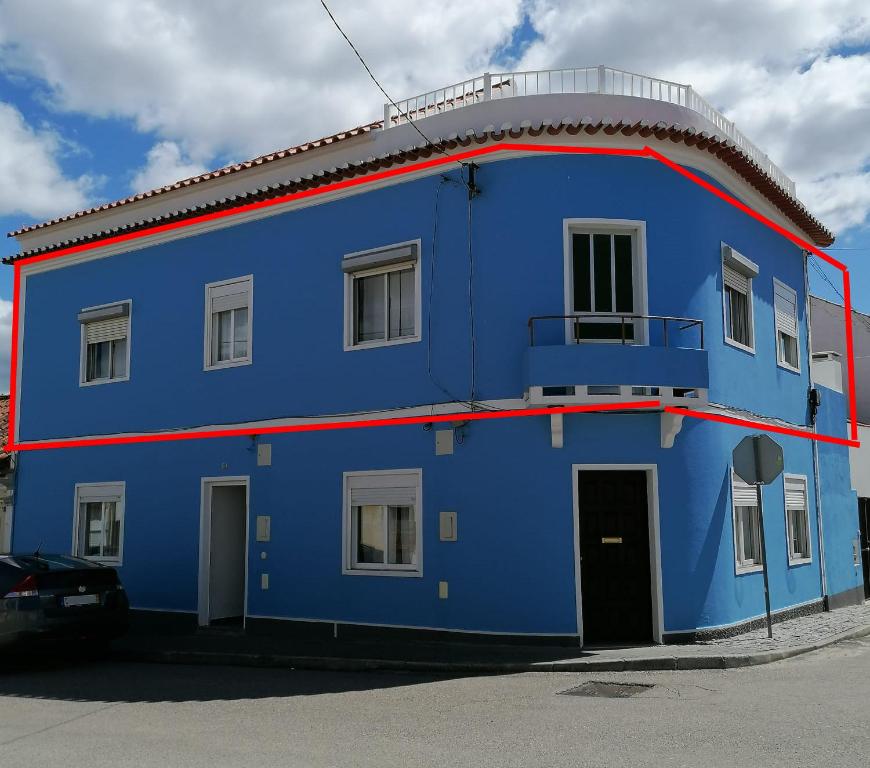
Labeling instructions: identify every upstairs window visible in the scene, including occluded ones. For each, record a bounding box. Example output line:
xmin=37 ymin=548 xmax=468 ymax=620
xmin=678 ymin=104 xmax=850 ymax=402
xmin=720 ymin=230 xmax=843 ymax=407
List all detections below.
xmin=774 ymin=279 xmax=800 ymax=371
xmin=343 ymin=470 xmax=422 ymax=576
xmin=732 ymin=473 xmax=762 ymax=572
xmin=343 ymin=241 xmax=420 ymax=349
xmin=79 ymin=301 xmax=131 ymax=385
xmin=784 ymin=475 xmax=811 ymax=563
xmin=722 ymin=244 xmax=757 ymax=352
xmin=568 ymin=224 xmax=642 ymax=343
xmin=205 ymin=276 xmax=252 ymax=369
xmin=74 ymin=482 xmax=125 ymax=564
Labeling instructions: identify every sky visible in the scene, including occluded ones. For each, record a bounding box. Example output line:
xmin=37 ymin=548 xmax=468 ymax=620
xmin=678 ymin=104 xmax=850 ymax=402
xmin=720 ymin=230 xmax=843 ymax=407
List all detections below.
xmin=0 ymin=0 xmax=868 ymax=391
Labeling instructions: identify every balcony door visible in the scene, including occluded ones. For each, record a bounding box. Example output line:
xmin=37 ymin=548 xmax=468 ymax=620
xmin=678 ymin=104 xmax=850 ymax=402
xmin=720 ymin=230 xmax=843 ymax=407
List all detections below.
xmin=566 ymin=221 xmax=646 ymax=344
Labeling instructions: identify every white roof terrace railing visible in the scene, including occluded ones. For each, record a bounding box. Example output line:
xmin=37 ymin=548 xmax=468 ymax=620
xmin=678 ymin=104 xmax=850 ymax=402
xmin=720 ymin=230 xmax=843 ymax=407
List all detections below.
xmin=384 ymin=66 xmax=795 ymax=196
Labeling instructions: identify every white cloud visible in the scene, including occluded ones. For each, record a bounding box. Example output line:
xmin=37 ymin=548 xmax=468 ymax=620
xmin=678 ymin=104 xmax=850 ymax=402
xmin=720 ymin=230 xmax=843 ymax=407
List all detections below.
xmin=0 ymin=102 xmax=94 ymax=219
xmin=130 ymin=141 xmax=207 ymax=192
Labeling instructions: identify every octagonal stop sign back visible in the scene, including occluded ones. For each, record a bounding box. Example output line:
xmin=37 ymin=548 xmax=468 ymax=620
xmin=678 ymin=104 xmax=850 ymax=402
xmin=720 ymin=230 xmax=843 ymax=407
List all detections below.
xmin=732 ymin=434 xmax=784 ymax=486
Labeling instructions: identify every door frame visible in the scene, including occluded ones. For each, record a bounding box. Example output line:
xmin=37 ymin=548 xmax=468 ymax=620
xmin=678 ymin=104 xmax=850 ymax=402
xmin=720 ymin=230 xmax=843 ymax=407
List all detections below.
xmin=571 ymin=464 xmax=664 ymax=646
xmin=198 ymin=475 xmax=250 ymax=628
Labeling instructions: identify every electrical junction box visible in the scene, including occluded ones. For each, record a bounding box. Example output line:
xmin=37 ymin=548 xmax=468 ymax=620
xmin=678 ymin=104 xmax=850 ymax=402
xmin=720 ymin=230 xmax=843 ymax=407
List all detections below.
xmin=439 ymin=511 xmax=457 ymax=541
xmin=438 ymin=581 xmax=449 ymax=599
xmin=257 ymin=443 xmax=272 ymax=466
xmin=256 ymin=515 xmax=271 ymax=542
xmin=261 ymin=573 xmax=269 ymax=590
xmin=435 ymin=429 xmax=454 ymax=456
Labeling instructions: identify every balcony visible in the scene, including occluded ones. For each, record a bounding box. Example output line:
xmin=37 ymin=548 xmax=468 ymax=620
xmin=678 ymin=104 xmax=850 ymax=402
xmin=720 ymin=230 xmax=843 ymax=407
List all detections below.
xmin=524 ymin=313 xmax=709 ymax=407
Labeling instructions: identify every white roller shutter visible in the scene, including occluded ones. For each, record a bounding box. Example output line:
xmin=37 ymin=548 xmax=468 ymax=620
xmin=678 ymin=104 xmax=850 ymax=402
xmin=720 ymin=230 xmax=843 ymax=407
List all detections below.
xmin=774 ymin=282 xmax=798 ymax=336
xmin=85 ymin=315 xmax=128 ymax=345
xmin=723 ymin=264 xmax=750 ymax=294
xmin=350 ymin=485 xmax=417 ymax=507
xmin=210 ymin=279 xmax=250 ymax=313
xmin=785 ymin=477 xmax=807 ymax=510
xmin=732 ymin=475 xmax=758 ymax=506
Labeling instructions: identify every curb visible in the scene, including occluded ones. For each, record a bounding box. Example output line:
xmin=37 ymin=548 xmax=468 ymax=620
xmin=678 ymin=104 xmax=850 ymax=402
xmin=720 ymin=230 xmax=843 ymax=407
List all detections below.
xmin=114 ymin=622 xmax=870 ymax=674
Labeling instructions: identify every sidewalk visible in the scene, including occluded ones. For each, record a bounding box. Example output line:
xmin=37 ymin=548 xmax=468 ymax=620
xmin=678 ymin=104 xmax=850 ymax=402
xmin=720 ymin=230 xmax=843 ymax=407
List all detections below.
xmin=114 ymin=602 xmax=870 ymax=673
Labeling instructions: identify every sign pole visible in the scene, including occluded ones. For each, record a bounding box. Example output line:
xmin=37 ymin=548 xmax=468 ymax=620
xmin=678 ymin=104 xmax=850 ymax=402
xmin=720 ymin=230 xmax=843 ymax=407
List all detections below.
xmin=755 ymin=481 xmax=773 ymax=639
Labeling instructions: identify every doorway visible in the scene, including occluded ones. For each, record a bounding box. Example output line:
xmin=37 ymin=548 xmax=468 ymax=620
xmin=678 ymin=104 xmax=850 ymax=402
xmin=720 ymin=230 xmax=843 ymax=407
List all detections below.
xmin=575 ymin=468 xmax=660 ymax=644
xmin=199 ymin=477 xmax=249 ymax=627
xmin=859 ymin=498 xmax=870 ymax=601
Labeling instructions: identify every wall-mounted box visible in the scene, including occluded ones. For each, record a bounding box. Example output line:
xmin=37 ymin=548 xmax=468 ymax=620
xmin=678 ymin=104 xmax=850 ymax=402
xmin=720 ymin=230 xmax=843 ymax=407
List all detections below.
xmin=439 ymin=510 xmax=457 ymax=541
xmin=256 ymin=515 xmax=271 ymax=542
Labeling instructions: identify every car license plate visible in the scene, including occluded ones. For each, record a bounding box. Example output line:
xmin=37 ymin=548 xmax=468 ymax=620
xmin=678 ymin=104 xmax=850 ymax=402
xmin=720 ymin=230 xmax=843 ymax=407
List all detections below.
xmin=63 ymin=594 xmax=99 ymax=607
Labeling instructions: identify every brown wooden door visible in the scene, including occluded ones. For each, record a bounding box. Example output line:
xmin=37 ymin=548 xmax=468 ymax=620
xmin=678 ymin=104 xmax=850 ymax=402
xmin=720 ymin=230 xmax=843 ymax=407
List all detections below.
xmin=578 ymin=470 xmax=653 ymax=644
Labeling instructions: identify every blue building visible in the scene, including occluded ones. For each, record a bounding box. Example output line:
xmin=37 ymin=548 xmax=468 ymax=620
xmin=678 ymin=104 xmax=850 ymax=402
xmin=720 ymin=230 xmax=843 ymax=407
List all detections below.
xmin=6 ymin=68 xmax=864 ymax=644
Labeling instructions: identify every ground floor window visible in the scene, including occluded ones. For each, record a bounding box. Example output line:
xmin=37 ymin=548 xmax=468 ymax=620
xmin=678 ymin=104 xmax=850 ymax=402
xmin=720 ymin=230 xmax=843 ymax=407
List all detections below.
xmin=74 ymin=482 xmax=125 ymax=564
xmin=343 ymin=470 xmax=421 ymax=575
xmin=784 ymin=475 xmax=811 ymax=564
xmin=732 ymin=474 xmax=762 ymax=571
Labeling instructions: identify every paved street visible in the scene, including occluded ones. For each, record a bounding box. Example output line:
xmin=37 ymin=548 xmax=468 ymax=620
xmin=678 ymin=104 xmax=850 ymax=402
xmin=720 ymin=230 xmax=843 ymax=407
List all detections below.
xmin=1 ymin=636 xmax=869 ymax=767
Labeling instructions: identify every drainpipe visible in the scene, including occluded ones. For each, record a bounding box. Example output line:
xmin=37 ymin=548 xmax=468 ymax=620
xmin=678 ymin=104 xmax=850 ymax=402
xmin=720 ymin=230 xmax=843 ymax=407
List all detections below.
xmin=804 ymin=250 xmax=829 ymax=607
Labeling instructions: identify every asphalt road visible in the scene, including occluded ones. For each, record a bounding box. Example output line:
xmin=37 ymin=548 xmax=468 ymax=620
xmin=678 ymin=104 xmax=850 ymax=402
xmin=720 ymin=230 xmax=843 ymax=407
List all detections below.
xmin=1 ymin=637 xmax=869 ymax=767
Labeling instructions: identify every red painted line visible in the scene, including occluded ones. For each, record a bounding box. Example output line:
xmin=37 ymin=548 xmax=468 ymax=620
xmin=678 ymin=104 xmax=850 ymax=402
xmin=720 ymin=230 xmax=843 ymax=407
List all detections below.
xmin=666 ymin=406 xmax=861 ymax=447
xmin=6 ymin=142 xmax=858 ymax=451
xmin=6 ymin=400 xmax=662 ymax=452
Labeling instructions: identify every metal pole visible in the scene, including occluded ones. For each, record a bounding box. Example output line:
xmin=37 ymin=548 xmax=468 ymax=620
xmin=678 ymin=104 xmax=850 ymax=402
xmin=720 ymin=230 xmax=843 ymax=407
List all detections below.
xmin=755 ymin=482 xmax=773 ymax=638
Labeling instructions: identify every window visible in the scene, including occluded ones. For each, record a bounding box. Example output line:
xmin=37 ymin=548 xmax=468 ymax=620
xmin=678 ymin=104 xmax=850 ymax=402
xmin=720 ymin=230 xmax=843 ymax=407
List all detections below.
xmin=343 ymin=241 xmax=420 ymax=349
xmin=205 ymin=276 xmax=252 ymax=369
xmin=570 ymin=229 xmax=639 ymax=342
xmin=774 ymin=279 xmax=800 ymax=371
xmin=343 ymin=470 xmax=422 ymax=575
xmin=722 ymin=245 xmax=757 ymax=352
xmin=784 ymin=475 xmax=811 ymax=563
xmin=73 ymin=482 xmax=125 ymax=564
xmin=79 ymin=301 xmax=131 ymax=385
xmin=732 ymin=474 xmax=763 ymax=571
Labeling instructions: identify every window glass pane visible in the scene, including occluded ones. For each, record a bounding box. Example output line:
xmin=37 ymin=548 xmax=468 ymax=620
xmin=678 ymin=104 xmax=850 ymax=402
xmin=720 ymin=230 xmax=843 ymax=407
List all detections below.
xmin=780 ymin=331 xmax=798 ymax=367
xmin=86 ymin=341 xmax=111 ymax=381
xmin=82 ymin=502 xmax=103 ymax=557
xmin=573 ymin=321 xmax=634 ymax=342
xmin=355 ymin=505 xmax=384 ymax=563
xmin=388 ymin=268 xmax=415 ymax=339
xmin=111 ymin=338 xmax=127 ymax=378
xmin=233 ymin=307 xmax=248 ymax=359
xmin=592 ymin=234 xmax=613 ymax=312
xmin=102 ymin=502 xmax=120 ymax=558
xmin=727 ymin=287 xmax=750 ymax=346
xmin=213 ymin=309 xmax=233 ymax=362
xmin=736 ymin=505 xmax=762 ymax=564
xmin=388 ymin=505 xmax=416 ymax=565
xmin=614 ymin=234 xmax=634 ymax=312
xmin=572 ymin=234 xmax=591 ymax=312
xmin=355 ymin=274 xmax=386 ymax=343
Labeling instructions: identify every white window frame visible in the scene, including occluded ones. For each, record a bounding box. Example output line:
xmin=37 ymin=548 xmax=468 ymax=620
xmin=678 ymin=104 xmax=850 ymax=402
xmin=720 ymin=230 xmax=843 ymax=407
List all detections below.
xmin=79 ymin=299 xmax=132 ymax=387
xmin=72 ymin=481 xmax=126 ymax=566
xmin=773 ymin=277 xmax=801 ymax=373
xmin=783 ymin=473 xmax=812 ymax=565
xmin=204 ymin=275 xmax=253 ymax=371
xmin=342 ymin=469 xmax=423 ymax=577
xmin=563 ymin=219 xmax=649 ymax=345
xmin=343 ymin=239 xmax=422 ymax=351
xmin=732 ymin=471 xmax=763 ymax=574
xmin=721 ymin=245 xmax=756 ymax=354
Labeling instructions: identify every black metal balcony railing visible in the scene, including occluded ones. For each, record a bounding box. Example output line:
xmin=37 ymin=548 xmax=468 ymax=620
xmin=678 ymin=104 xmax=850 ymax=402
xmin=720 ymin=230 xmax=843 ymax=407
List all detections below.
xmin=528 ymin=313 xmax=705 ymax=348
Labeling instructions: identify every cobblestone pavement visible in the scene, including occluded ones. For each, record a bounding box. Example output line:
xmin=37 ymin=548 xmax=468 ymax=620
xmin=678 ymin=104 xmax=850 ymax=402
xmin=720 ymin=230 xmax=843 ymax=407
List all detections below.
xmin=700 ymin=601 xmax=870 ymax=652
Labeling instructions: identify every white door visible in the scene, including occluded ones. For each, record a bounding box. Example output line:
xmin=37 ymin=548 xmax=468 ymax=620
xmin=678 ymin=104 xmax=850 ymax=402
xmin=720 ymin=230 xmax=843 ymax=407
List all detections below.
xmin=202 ymin=482 xmax=248 ymax=624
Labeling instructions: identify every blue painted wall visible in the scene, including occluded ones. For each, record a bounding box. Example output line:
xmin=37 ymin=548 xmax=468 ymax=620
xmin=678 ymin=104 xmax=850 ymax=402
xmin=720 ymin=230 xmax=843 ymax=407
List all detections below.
xmin=19 ymin=154 xmax=810 ymax=441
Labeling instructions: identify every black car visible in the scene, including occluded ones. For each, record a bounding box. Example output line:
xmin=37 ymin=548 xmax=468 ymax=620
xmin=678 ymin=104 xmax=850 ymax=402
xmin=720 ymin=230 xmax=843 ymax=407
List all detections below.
xmin=0 ymin=553 xmax=129 ymax=648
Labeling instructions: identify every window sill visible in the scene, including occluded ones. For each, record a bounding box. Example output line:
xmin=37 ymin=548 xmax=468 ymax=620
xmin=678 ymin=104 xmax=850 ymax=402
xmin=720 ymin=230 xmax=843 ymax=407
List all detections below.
xmin=735 ymin=563 xmax=763 ymax=575
xmin=724 ymin=337 xmax=756 ymax=355
xmin=344 ymin=335 xmax=420 ymax=352
xmin=204 ymin=358 xmax=252 ymax=372
xmin=342 ymin=566 xmax=422 ymax=578
xmin=788 ymin=556 xmax=812 ymax=567
xmin=776 ymin=361 xmax=801 ymax=375
xmin=79 ymin=376 xmax=130 ymax=387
